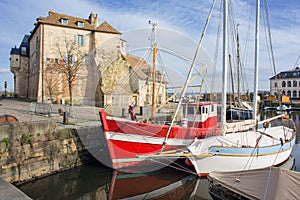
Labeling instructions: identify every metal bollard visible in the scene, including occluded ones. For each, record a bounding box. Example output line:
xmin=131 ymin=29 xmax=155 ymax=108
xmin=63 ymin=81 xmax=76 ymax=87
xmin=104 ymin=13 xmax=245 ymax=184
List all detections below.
xmin=63 ymin=111 xmax=68 ymax=124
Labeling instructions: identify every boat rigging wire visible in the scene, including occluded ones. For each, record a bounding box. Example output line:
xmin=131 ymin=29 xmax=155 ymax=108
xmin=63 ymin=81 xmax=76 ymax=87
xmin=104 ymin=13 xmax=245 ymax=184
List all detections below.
xmin=160 ymin=0 xmax=217 ymax=153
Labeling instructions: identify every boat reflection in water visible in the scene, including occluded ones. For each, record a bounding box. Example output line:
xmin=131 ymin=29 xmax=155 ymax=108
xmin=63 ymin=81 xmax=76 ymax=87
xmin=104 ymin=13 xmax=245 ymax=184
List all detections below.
xmin=109 ymin=168 xmax=197 ymax=200
xmin=17 ymin=164 xmax=212 ymax=200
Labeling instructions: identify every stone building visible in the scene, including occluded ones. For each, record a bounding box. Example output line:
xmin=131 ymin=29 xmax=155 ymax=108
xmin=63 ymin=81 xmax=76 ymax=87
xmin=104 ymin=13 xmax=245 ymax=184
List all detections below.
xmin=270 ymin=66 xmax=300 ymax=100
xmin=10 ymin=10 xmax=166 ymax=115
xmin=10 ymin=35 xmax=30 ymax=98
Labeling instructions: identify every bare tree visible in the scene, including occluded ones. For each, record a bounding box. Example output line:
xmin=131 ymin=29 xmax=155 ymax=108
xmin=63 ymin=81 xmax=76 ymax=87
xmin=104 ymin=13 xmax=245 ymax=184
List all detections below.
xmin=54 ymin=36 xmax=85 ymax=105
xmin=44 ymin=60 xmax=61 ymax=103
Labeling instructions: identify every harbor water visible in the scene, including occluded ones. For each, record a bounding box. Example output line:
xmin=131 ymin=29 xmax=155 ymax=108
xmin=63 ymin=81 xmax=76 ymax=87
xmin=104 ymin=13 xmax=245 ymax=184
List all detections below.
xmin=17 ymin=110 xmax=300 ymax=200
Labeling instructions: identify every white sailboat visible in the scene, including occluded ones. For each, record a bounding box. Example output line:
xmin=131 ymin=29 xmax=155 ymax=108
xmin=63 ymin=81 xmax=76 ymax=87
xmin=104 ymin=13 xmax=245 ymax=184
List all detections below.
xmin=184 ymin=0 xmax=296 ymax=176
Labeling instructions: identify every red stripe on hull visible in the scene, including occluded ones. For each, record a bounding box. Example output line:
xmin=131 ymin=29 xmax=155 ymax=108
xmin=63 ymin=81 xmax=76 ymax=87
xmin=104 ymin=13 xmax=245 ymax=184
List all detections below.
xmin=99 ymin=110 xmax=220 ymax=169
xmin=107 ymin=139 xmax=181 ymax=169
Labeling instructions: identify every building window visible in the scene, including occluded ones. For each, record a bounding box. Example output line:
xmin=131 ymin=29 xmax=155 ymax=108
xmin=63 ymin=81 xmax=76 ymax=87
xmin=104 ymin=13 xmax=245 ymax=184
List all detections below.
xmin=282 ymin=90 xmax=286 ymax=95
xmin=293 ymin=91 xmax=297 ymax=97
xmin=74 ymin=34 xmax=85 ymax=46
xmin=82 ymin=56 xmax=86 ymax=64
xmin=61 ymin=18 xmax=68 ymax=25
xmin=55 ymin=59 xmax=58 ymax=64
xmin=46 ymin=58 xmax=50 ymax=62
xmin=287 ymin=90 xmax=291 ymax=96
xmin=287 ymin=81 xmax=291 ymax=87
xmin=294 ymin=80 xmax=297 ymax=87
xmin=77 ymin=21 xmax=84 ymax=28
xmin=299 ymin=91 xmax=300 ymax=97
xmin=282 ymin=81 xmax=286 ymax=87
xmin=21 ymin=47 xmax=26 ymax=55
xmin=64 ymin=54 xmax=73 ymax=65
xmin=68 ymin=55 xmax=73 ymax=65
xmin=274 ymin=82 xmax=277 ymax=87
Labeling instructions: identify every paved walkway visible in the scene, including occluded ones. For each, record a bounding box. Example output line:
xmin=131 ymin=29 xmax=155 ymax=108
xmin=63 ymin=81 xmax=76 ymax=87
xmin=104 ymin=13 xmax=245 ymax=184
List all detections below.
xmin=0 ymin=98 xmax=102 ymax=126
xmin=0 ymin=178 xmax=31 ymax=200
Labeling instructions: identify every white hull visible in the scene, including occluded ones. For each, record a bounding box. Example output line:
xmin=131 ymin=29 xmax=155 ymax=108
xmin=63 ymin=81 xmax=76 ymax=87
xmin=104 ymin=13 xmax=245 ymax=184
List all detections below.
xmin=189 ymin=147 xmax=293 ymax=176
xmin=187 ymin=125 xmax=296 ymax=176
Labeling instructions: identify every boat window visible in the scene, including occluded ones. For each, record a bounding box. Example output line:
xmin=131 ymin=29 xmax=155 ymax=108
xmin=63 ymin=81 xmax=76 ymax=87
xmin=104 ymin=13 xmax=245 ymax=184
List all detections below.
xmin=188 ymin=107 xmax=194 ymax=114
xmin=211 ymin=105 xmax=214 ymax=112
xmin=206 ymin=108 xmax=208 ymax=113
xmin=202 ymin=107 xmax=205 ymax=114
xmin=198 ymin=107 xmax=202 ymax=114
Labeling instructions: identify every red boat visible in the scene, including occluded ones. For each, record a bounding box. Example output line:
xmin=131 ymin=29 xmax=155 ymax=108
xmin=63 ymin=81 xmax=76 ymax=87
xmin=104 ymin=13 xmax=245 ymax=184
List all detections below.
xmin=99 ymin=102 xmax=220 ymax=171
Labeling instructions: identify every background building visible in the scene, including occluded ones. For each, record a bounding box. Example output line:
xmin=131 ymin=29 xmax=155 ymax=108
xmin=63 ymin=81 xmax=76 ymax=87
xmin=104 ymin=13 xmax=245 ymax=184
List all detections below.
xmin=10 ymin=10 xmax=166 ymax=116
xmin=270 ymin=66 xmax=300 ymax=100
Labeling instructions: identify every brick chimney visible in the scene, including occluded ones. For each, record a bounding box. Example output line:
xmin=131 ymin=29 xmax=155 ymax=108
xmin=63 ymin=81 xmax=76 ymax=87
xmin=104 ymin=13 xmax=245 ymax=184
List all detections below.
xmin=89 ymin=12 xmax=99 ymax=27
xmin=94 ymin=14 xmax=99 ymax=27
xmin=49 ymin=9 xmax=54 ymax=15
xmin=89 ymin=12 xmax=94 ymax=25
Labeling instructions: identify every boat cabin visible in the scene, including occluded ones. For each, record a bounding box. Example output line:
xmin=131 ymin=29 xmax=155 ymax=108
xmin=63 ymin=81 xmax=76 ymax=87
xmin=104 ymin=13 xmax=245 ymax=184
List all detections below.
xmin=181 ymin=102 xmax=218 ymax=128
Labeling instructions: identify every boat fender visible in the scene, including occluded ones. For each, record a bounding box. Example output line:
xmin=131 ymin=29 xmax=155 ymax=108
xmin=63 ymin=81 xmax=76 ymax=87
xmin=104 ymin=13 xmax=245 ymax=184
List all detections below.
xmin=185 ymin=158 xmax=193 ymax=166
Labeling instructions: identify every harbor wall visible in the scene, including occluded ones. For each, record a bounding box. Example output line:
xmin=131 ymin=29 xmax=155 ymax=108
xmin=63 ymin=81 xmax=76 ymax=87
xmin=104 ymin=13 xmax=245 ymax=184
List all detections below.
xmin=0 ymin=121 xmax=99 ymax=184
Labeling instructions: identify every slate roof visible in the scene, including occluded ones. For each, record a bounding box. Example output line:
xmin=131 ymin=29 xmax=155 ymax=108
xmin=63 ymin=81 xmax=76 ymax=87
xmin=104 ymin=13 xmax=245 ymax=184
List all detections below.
xmin=269 ymin=67 xmax=300 ymax=80
xmin=31 ymin=9 xmax=120 ymax=37
xmin=10 ymin=35 xmax=30 ymax=56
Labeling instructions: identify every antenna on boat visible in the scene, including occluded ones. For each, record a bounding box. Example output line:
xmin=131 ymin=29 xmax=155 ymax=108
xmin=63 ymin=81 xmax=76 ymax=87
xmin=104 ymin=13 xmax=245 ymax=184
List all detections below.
xmin=149 ymin=20 xmax=158 ymax=119
xmin=160 ymin=0 xmax=217 ymax=152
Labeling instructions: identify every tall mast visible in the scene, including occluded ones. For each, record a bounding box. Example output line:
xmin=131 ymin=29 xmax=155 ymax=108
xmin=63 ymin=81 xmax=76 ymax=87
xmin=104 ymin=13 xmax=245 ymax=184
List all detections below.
xmin=253 ymin=0 xmax=260 ymax=121
xmin=149 ymin=21 xmax=157 ymax=119
xmin=236 ymin=24 xmax=241 ymax=104
xmin=221 ymin=0 xmax=228 ymax=136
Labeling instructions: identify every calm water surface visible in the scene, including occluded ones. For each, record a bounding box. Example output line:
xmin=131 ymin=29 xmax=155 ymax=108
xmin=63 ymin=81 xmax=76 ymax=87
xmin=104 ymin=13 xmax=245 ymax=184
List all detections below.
xmin=17 ymin=111 xmax=300 ymax=200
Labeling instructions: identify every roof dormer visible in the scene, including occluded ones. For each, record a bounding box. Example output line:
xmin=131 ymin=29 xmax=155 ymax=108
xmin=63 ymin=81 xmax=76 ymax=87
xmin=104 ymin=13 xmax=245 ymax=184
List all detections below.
xmin=61 ymin=18 xmax=68 ymax=25
xmin=77 ymin=21 xmax=84 ymax=28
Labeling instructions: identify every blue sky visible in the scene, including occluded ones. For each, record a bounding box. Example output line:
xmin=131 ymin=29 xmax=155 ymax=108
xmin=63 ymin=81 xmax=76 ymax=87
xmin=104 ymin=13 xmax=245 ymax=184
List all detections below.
xmin=0 ymin=0 xmax=299 ymax=92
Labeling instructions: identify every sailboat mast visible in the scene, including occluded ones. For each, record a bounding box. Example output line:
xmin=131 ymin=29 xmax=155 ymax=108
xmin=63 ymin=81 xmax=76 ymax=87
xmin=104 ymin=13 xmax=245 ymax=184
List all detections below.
xmin=236 ymin=24 xmax=241 ymax=104
xmin=221 ymin=0 xmax=228 ymax=136
xmin=150 ymin=21 xmax=157 ymax=119
xmin=253 ymin=0 xmax=260 ymax=121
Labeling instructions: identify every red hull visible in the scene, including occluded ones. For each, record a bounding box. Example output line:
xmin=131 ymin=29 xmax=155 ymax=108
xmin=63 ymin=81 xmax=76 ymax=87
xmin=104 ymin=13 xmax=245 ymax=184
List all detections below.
xmin=99 ymin=110 xmax=220 ymax=169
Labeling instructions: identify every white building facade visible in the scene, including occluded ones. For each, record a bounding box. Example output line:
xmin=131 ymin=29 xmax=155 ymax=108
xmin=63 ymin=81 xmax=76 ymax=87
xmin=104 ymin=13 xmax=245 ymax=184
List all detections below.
xmin=270 ymin=66 xmax=300 ymax=99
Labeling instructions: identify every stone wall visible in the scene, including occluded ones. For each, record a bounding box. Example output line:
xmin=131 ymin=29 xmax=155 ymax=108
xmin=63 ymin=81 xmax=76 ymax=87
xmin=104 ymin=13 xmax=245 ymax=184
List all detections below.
xmin=0 ymin=121 xmax=95 ymax=184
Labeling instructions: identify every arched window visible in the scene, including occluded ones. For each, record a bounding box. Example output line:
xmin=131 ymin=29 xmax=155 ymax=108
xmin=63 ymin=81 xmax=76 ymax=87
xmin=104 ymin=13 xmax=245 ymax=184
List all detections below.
xmin=293 ymin=90 xmax=297 ymax=97
xmin=282 ymin=81 xmax=286 ymax=87
xmin=293 ymin=81 xmax=297 ymax=87
xmin=282 ymin=90 xmax=286 ymax=95
xmin=287 ymin=90 xmax=291 ymax=96
xmin=287 ymin=81 xmax=291 ymax=87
